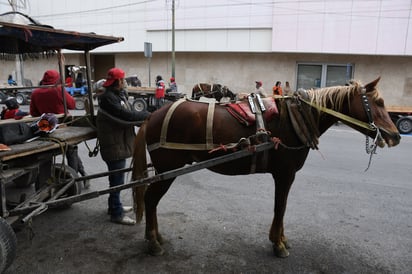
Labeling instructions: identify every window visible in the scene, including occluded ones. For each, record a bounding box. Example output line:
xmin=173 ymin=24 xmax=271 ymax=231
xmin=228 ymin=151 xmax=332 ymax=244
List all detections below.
xmin=296 ymin=63 xmax=353 ymax=90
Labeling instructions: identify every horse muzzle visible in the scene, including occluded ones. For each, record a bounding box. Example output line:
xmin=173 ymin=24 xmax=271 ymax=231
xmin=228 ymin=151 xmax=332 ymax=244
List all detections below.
xmin=378 ymin=127 xmax=401 ymax=147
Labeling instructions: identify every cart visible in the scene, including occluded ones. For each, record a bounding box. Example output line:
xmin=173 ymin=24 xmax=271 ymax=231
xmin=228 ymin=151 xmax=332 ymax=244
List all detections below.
xmin=0 ymin=13 xmax=123 ymax=272
xmin=127 ymin=86 xmax=185 ymax=112
xmin=0 ymin=85 xmax=33 ymax=105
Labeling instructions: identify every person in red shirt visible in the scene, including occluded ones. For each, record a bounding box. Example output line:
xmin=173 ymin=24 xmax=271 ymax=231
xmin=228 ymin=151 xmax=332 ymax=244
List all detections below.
xmin=65 ymin=73 xmax=73 ymax=87
xmin=0 ymin=97 xmax=28 ymax=120
xmin=155 ymin=75 xmax=165 ymax=109
xmin=30 ymin=69 xmax=75 ymax=116
xmin=30 ymin=69 xmax=88 ymax=188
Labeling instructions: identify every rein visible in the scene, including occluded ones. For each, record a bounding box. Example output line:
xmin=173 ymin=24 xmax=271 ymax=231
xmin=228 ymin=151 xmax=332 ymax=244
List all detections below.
xmin=299 ymin=87 xmax=382 ymax=171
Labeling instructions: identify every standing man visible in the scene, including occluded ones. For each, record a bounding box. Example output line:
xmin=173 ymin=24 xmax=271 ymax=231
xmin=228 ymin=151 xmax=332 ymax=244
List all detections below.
xmin=155 ymin=75 xmax=165 ymax=109
xmin=168 ymin=77 xmax=178 ymax=93
xmin=255 ymin=80 xmax=268 ymax=97
xmin=96 ymin=68 xmax=150 ymax=225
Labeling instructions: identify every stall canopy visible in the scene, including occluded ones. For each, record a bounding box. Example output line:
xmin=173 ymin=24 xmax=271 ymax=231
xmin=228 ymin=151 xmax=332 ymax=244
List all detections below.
xmin=0 ymin=11 xmax=124 ymax=54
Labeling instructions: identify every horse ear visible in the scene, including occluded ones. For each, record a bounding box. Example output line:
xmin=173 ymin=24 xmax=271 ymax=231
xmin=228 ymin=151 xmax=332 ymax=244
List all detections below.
xmin=364 ymin=76 xmax=381 ymax=92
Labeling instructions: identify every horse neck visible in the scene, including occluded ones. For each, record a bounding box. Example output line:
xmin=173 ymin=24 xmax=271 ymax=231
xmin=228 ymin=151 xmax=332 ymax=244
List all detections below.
xmin=307 ymin=85 xmax=354 ymax=135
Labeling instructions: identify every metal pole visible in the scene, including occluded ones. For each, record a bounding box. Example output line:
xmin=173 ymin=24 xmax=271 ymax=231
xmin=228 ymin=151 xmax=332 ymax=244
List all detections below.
xmin=171 ymin=0 xmax=175 ymax=78
xmin=8 ymin=141 xmax=276 ymax=215
xmin=148 ymin=57 xmax=152 ymax=87
xmin=84 ymin=51 xmax=95 ymax=122
xmin=57 ymin=50 xmax=68 ymax=117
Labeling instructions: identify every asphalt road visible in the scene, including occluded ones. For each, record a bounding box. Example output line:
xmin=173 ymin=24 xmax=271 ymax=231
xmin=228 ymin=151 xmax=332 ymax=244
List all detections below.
xmin=4 ymin=124 xmax=412 ymax=274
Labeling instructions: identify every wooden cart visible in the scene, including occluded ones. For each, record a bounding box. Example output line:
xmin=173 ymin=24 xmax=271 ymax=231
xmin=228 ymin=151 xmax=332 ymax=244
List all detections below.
xmin=127 ymin=86 xmax=185 ymax=112
xmin=0 ymin=13 xmax=123 ymax=272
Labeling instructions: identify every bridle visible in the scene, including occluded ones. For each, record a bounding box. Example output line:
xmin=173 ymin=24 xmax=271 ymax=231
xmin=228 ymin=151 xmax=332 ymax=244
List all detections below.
xmin=359 ymin=88 xmax=382 ymax=171
xmin=299 ymin=86 xmax=383 ymax=171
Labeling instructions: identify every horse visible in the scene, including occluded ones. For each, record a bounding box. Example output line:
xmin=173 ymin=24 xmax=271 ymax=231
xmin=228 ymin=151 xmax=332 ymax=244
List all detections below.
xmin=132 ymin=77 xmax=400 ymax=258
xmin=191 ymin=83 xmax=236 ymax=102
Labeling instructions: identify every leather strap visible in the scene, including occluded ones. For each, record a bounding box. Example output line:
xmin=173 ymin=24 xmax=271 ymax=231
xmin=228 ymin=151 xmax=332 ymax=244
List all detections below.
xmin=148 ymin=99 xmax=216 ymax=152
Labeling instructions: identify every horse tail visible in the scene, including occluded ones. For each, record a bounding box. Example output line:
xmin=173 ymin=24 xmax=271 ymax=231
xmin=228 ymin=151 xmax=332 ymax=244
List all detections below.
xmin=132 ymin=122 xmax=148 ymax=223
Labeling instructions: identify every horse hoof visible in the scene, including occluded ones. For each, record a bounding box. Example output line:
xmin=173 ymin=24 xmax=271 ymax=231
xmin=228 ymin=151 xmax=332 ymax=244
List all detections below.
xmin=283 ymin=240 xmax=291 ymax=249
xmin=148 ymin=240 xmax=164 ymax=256
xmin=157 ymin=233 xmax=165 ymax=245
xmin=273 ymin=244 xmax=290 ymax=258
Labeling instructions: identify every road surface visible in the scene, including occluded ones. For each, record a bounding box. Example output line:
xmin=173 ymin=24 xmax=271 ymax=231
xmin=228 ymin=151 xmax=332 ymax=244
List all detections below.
xmin=5 ymin=124 xmax=412 ymax=274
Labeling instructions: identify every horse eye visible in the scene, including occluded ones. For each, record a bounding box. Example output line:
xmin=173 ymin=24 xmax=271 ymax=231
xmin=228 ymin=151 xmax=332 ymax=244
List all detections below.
xmin=376 ymin=97 xmax=384 ymax=107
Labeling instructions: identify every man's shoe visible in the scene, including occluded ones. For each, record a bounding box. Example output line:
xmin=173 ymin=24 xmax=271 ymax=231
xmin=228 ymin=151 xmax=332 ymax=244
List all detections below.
xmin=122 ymin=206 xmax=133 ymax=213
xmin=107 ymin=206 xmax=134 ymax=215
xmin=110 ymin=215 xmax=136 ymax=225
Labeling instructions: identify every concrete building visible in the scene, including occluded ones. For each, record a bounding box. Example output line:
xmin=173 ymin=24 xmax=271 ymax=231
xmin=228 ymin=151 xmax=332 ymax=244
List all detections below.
xmin=1 ymin=0 xmax=411 ymax=107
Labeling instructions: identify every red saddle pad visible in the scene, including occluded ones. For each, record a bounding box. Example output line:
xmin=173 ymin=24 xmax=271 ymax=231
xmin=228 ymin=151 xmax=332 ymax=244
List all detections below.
xmin=226 ymin=97 xmax=278 ymax=126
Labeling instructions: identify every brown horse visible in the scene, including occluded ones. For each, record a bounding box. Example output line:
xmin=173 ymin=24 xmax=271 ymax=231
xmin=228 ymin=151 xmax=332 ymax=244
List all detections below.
xmin=132 ymin=77 xmax=400 ymax=258
xmin=191 ymin=83 xmax=236 ymax=102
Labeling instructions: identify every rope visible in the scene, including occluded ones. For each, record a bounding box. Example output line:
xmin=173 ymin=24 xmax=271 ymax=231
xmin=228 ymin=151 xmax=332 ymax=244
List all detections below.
xmin=299 ymin=98 xmax=376 ymax=131
xmin=97 ymin=108 xmax=144 ymax=126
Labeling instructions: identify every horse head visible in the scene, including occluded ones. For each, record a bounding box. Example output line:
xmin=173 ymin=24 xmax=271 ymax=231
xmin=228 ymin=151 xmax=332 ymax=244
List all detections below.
xmin=307 ymin=77 xmax=400 ymax=148
xmin=222 ymin=86 xmax=237 ymax=101
xmin=347 ymin=77 xmax=400 ymax=147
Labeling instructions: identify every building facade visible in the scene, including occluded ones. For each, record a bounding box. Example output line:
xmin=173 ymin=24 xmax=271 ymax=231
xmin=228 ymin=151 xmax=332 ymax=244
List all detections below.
xmin=1 ymin=0 xmax=411 ymax=107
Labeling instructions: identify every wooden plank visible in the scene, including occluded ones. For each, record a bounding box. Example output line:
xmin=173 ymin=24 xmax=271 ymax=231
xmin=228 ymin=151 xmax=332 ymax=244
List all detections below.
xmin=386 ymin=106 xmax=412 ymax=113
xmin=0 ymin=126 xmax=96 ymax=162
xmin=127 ymin=86 xmax=156 ymax=95
xmin=0 ymin=114 xmax=65 ymax=125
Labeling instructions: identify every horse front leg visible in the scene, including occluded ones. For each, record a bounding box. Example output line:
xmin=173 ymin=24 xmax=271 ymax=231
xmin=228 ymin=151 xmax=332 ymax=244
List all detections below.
xmin=144 ymin=178 xmax=174 ymax=256
xmin=269 ymin=172 xmax=295 ymax=258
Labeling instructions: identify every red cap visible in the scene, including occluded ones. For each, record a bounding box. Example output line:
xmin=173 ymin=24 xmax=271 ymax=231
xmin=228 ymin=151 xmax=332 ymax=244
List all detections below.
xmin=42 ymin=70 xmax=60 ymax=85
xmin=255 ymin=81 xmax=262 ymax=86
xmin=103 ymin=68 xmax=125 ymax=87
xmin=170 ymin=77 xmax=175 ymax=82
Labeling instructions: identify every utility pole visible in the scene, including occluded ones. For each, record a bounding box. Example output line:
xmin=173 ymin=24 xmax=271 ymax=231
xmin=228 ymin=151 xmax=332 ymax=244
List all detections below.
xmin=171 ymin=0 xmax=176 ymax=78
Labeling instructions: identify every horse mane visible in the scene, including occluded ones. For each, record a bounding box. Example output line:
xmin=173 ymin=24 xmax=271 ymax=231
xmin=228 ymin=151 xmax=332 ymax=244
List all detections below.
xmin=305 ymin=80 xmax=382 ymax=111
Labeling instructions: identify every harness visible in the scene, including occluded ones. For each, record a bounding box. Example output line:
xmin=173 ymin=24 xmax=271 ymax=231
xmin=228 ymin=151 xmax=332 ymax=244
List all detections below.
xmin=149 ymin=86 xmax=383 ymax=172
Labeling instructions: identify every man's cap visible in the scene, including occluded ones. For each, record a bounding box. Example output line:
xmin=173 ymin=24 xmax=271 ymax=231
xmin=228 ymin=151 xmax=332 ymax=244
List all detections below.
xmin=255 ymin=81 xmax=262 ymax=86
xmin=170 ymin=77 xmax=175 ymax=82
xmin=103 ymin=68 xmax=125 ymax=87
xmin=42 ymin=70 xmax=60 ymax=85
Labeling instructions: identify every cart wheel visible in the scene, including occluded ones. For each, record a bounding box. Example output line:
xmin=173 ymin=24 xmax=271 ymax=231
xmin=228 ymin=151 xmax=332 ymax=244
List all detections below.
xmin=396 ymin=116 xmax=412 ymax=134
xmin=133 ymin=98 xmax=148 ymax=112
xmin=52 ymin=164 xmax=82 ymax=208
xmin=0 ymin=217 xmax=17 ymax=273
xmin=15 ymin=93 xmax=27 ymax=105
xmin=75 ymin=97 xmax=85 ymax=110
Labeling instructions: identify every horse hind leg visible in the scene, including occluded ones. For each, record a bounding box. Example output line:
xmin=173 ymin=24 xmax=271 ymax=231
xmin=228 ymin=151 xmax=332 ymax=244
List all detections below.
xmin=145 ymin=177 xmax=175 ymax=256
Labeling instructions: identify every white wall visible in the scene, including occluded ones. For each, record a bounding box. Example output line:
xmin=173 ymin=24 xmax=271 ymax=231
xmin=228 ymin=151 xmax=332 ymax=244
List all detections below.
xmin=2 ymin=0 xmax=410 ymax=55
xmin=272 ymin=0 xmax=412 ymax=55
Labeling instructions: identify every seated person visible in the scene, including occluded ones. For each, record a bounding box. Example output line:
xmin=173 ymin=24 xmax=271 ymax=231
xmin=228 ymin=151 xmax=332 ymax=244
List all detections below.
xmin=0 ymin=97 xmax=29 ymax=120
xmin=7 ymin=75 xmax=17 ymax=86
xmin=30 ymin=70 xmax=89 ymax=188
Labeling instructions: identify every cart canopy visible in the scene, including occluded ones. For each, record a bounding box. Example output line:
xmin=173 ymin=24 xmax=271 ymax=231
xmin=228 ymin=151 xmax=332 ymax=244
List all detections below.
xmin=0 ymin=11 xmax=124 ymax=54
